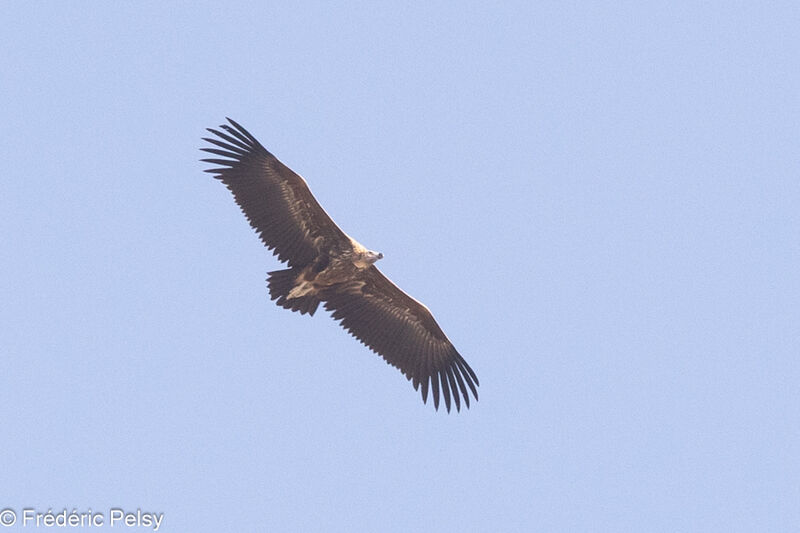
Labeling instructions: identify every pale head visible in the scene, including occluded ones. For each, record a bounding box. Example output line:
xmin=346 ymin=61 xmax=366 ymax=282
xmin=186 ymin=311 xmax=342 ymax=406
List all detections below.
xmin=365 ymin=250 xmax=384 ymax=264
xmin=348 ymin=236 xmax=384 ymax=267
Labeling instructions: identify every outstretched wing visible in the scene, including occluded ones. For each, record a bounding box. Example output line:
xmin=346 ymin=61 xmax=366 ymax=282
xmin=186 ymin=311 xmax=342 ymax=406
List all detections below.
xmin=201 ymin=118 xmax=349 ymax=267
xmin=323 ymin=266 xmax=479 ymax=412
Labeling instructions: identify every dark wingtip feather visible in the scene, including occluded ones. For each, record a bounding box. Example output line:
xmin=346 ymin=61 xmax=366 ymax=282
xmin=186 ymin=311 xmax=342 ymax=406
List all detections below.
xmin=461 ymin=356 xmax=480 ymax=387
xmin=200 ymin=147 xmax=242 ymax=159
xmin=446 ymin=367 xmax=461 ymax=412
xmin=440 ymin=370 xmax=452 ymax=413
xmin=205 ymin=127 xmax=252 ymax=151
xmin=452 ymin=364 xmax=471 ymax=409
xmin=432 ymin=374 xmax=441 ymax=411
xmin=225 ymin=117 xmax=257 ymax=141
xmin=200 ymin=158 xmax=236 ymax=167
xmin=202 ymin=137 xmax=249 ymax=155
xmin=454 ymin=356 xmax=480 ymax=400
xmin=220 ymin=121 xmax=258 ymax=147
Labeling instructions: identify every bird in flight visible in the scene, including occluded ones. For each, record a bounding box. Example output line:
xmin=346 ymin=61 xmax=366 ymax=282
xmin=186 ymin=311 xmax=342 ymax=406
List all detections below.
xmin=201 ymin=118 xmax=479 ymax=412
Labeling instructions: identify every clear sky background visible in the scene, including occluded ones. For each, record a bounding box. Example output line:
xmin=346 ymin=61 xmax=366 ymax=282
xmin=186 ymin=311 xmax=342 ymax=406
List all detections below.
xmin=1 ymin=2 xmax=798 ymax=532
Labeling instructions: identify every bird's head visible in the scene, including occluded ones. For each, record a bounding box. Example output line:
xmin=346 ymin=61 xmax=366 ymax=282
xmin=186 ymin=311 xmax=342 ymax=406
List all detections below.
xmin=366 ymin=250 xmax=384 ymax=264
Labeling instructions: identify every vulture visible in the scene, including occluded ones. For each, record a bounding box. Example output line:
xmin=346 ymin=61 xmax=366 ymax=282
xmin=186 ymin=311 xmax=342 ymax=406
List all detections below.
xmin=201 ymin=118 xmax=479 ymax=412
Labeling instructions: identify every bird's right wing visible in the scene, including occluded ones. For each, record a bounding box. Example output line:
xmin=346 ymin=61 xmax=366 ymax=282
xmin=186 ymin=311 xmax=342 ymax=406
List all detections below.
xmin=201 ymin=118 xmax=349 ymax=267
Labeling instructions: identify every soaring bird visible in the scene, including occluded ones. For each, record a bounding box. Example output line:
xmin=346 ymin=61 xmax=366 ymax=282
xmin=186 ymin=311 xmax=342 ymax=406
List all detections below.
xmin=201 ymin=119 xmax=479 ymax=412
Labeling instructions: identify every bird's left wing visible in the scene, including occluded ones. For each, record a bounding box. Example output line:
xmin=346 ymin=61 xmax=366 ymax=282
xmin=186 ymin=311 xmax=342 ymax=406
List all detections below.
xmin=322 ymin=266 xmax=479 ymax=412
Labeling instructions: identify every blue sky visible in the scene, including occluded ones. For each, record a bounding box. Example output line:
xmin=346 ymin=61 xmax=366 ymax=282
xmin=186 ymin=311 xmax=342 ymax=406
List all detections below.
xmin=1 ymin=2 xmax=798 ymax=531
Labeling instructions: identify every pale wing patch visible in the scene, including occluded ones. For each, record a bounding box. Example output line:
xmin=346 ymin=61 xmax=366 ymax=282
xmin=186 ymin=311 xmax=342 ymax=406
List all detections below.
xmin=288 ymin=280 xmax=316 ymax=299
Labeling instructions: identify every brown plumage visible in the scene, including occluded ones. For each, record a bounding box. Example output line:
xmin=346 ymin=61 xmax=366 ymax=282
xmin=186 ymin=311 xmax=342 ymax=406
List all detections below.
xmin=201 ymin=118 xmax=479 ymax=412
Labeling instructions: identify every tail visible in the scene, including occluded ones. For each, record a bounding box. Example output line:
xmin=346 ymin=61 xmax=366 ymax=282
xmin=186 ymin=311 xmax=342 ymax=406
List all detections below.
xmin=267 ymin=268 xmax=321 ymax=316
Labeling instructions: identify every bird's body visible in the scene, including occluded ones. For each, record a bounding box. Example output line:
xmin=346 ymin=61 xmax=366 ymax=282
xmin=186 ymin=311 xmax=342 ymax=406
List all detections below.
xmin=201 ymin=118 xmax=478 ymax=412
xmin=268 ymin=239 xmax=381 ymax=315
